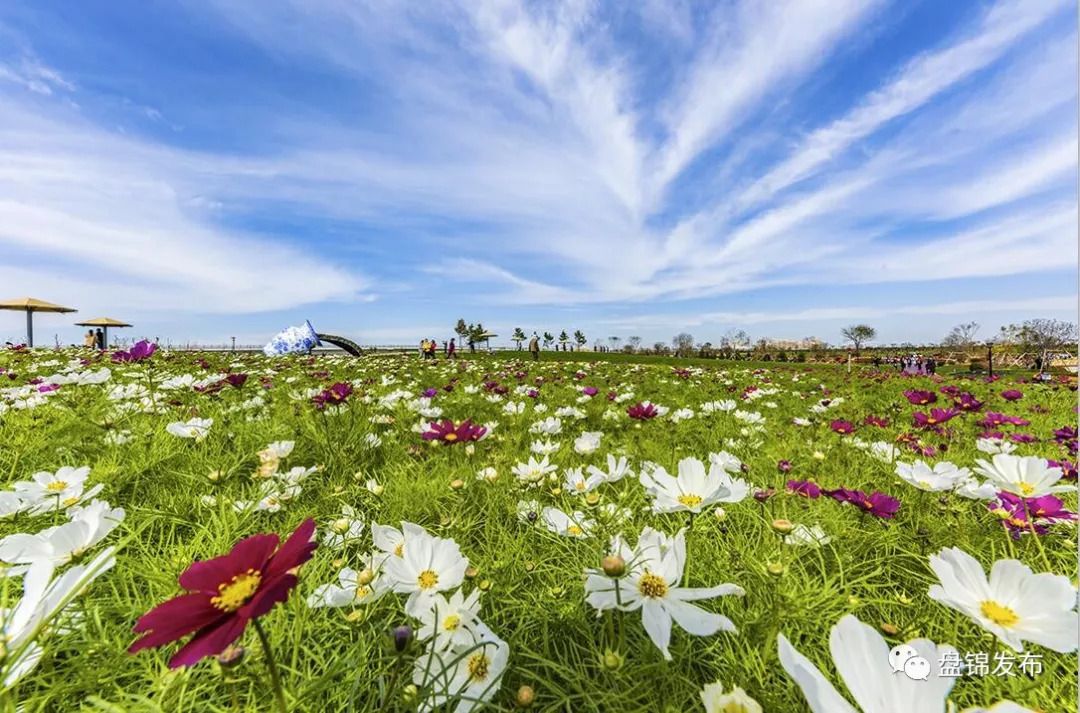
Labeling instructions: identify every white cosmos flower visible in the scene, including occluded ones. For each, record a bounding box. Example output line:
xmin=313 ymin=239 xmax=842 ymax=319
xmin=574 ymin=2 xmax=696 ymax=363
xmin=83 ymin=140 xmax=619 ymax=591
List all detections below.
xmin=927 ymin=547 xmax=1077 ymax=653
xmin=640 ymin=457 xmax=749 ymax=514
xmin=554 ymin=406 xmax=586 ymax=419
xmin=793 ymin=417 xmax=811 ymax=426
xmin=586 ymin=454 xmax=632 ymax=484
xmin=529 ymin=417 xmax=562 ymax=435
xmin=955 ymin=704 xmax=1038 ymax=713
xmin=260 ymin=441 xmax=295 ymax=461
xmin=976 ymin=438 xmax=1017 ymax=455
xmin=784 ymin=524 xmax=831 ymax=548
xmin=413 ymin=622 xmax=509 ymax=713
xmin=14 ymin=467 xmax=98 ymax=515
xmin=322 ymin=506 xmax=365 ymax=549
xmin=0 ymin=500 xmax=124 ymax=572
xmin=366 ymin=479 xmax=384 ymax=495
xmin=669 ymin=408 xmax=695 ymax=423
xmin=502 ymin=401 xmax=525 ymax=415
xmin=733 ymin=410 xmax=764 ymax=424
xmin=307 ymin=562 xmax=388 ymax=609
xmin=1 ymin=548 xmax=115 ymax=687
xmin=165 ymin=418 xmax=213 ymax=440
xmin=707 ymin=451 xmax=743 ymax=474
xmin=562 ymin=468 xmax=604 ymax=495
xmin=103 ymin=429 xmax=132 ymax=446
xmin=867 ymin=441 xmax=900 ymax=463
xmin=540 ymin=507 xmax=594 ymax=538
xmin=584 ymin=527 xmax=743 ymax=660
xmin=895 ymin=461 xmax=972 ymax=492
xmin=371 ymin=521 xmax=428 ymax=568
xmin=382 ymin=529 xmax=469 ymax=617
xmin=954 ymin=479 xmax=998 ymax=500
xmin=778 ymin=615 xmax=957 ymax=713
xmin=417 ymin=589 xmax=482 ymax=652
xmin=476 ymin=467 xmax=499 ymax=483
xmin=0 ymin=492 xmax=24 ymax=519
xmin=700 ymin=400 xmax=737 ymax=413
xmin=573 ymin=431 xmax=603 ymax=454
xmin=511 ymin=456 xmax=557 ymax=486
xmin=973 ymin=455 xmax=1068 ymax=498
xmin=701 ymin=681 xmax=762 ymax=713
xmin=529 ymin=439 xmax=560 ymax=456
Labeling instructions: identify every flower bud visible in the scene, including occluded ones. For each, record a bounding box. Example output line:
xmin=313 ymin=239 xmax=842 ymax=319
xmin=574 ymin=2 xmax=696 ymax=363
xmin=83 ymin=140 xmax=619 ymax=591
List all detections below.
xmin=216 ymin=644 xmax=245 ymax=668
xmin=879 ymin=623 xmax=900 ymax=636
xmin=713 ymin=508 xmax=727 ymax=521
xmin=450 ymin=479 xmax=465 ymax=490
xmin=766 ymin=562 xmax=786 ymax=577
xmin=601 ymin=649 xmax=624 ymax=670
xmin=207 ymin=470 xmax=221 ymax=482
xmin=402 ymin=684 xmax=419 ymax=704
xmin=600 ymin=555 xmax=626 ymax=578
xmin=393 ymin=625 xmax=412 ymax=653
xmin=332 ymin=518 xmax=350 ymax=534
xmin=465 ymin=444 xmax=475 ymax=455
xmin=478 ymin=579 xmax=492 ymax=591
xmin=771 ymin=518 xmax=793 ymax=534
xmin=464 ymin=567 xmax=479 ymax=579
xmin=516 ymin=685 xmax=536 ymax=707
xmin=356 ymin=568 xmax=375 ymax=586
xmin=524 ymin=561 xmax=535 ymax=572
xmin=585 ymin=492 xmax=600 ymax=506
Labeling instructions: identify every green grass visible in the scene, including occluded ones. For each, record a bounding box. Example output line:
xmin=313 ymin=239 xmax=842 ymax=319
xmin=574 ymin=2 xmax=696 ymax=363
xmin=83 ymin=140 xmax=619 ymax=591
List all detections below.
xmin=0 ymin=349 xmax=1075 ymax=712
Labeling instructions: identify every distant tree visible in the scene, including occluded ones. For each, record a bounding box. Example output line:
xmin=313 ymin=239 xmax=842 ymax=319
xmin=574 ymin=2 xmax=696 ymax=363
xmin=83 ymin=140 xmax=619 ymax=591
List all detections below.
xmin=558 ymin=330 xmax=569 ymax=349
xmin=673 ymin=332 xmax=695 ymax=357
xmin=455 ymin=319 xmax=468 ymax=344
xmin=573 ymin=330 xmax=587 ymax=348
xmin=469 ymin=323 xmax=487 ymax=345
xmin=512 ymin=327 xmax=526 ymax=350
xmin=841 ymin=324 xmax=876 ymax=355
xmin=718 ymin=328 xmax=749 ymax=358
xmin=628 ymin=336 xmax=642 ymax=353
xmin=608 ymin=336 xmax=621 ymax=351
xmin=542 ymin=332 xmax=554 ymax=349
xmin=999 ymin=319 xmax=1078 ymax=366
xmin=940 ymin=322 xmax=980 ymax=348
xmin=652 ymin=341 xmax=669 ymax=355
xmin=699 ymin=341 xmax=714 ymax=358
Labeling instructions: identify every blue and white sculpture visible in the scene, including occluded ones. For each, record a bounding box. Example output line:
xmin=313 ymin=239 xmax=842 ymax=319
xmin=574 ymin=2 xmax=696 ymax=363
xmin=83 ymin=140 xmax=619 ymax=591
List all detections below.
xmin=263 ymin=320 xmax=322 ymax=356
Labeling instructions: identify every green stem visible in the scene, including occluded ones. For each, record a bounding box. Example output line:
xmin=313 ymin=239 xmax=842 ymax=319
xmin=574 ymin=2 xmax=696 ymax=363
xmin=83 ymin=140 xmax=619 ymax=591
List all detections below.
xmin=1021 ymin=499 xmax=1054 ymax=572
xmin=253 ymin=619 xmax=289 ymax=713
xmin=380 ymin=655 xmax=404 ymax=712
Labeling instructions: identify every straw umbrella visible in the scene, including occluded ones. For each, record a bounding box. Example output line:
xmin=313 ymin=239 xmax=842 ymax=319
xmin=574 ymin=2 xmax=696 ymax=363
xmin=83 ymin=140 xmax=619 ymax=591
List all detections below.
xmin=477 ymin=331 xmax=498 ymax=349
xmin=75 ymin=317 xmax=133 ymax=349
xmin=0 ymin=297 xmax=78 ymax=347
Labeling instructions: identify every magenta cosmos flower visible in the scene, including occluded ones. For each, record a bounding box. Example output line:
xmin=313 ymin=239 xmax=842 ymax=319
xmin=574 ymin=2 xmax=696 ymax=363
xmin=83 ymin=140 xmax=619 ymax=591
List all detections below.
xmin=830 ymin=420 xmax=855 ymax=435
xmin=864 ymin=415 xmax=889 ymax=428
xmin=828 ymin=489 xmax=900 ymax=519
xmin=582 ymin=387 xmax=599 ymax=397
xmin=785 ymin=480 xmax=821 ymax=498
xmin=422 ymin=419 xmax=487 ymax=443
xmin=129 ymin=518 xmax=317 ymax=668
xmin=1001 ymin=389 xmax=1023 ymax=401
xmin=903 ymin=390 xmax=936 ymax=405
xmin=312 ymin=382 xmax=353 ymax=409
xmin=912 ymin=408 xmax=959 ymax=428
xmin=952 ymin=393 xmax=984 ymax=411
xmin=112 ymin=340 xmax=158 ymax=363
xmin=627 ymin=402 xmax=658 ymax=420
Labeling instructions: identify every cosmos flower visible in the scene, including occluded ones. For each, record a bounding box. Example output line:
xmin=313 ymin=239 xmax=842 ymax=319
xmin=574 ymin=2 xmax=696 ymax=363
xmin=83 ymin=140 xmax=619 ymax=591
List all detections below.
xmin=585 ymin=454 xmax=633 ymax=484
xmin=953 ymin=393 xmax=984 ymax=412
xmin=381 ymin=528 xmax=469 ymax=617
xmin=973 ymin=455 xmax=1069 ymax=498
xmin=422 ymin=419 xmax=487 ymax=444
xmin=129 ymin=518 xmax=317 ymax=668
xmin=0 ymin=500 xmax=125 ymax=571
xmin=627 ymin=402 xmax=659 ymax=420
xmin=927 ymin=547 xmax=1077 ymax=653
xmin=829 ymin=420 xmax=855 ymax=435
xmin=540 ymin=506 xmax=594 ymax=538
xmin=573 ymin=431 xmax=603 ymax=454
xmin=511 ymin=456 xmax=558 ymax=486
xmin=306 ymin=560 xmax=388 ymax=609
xmin=827 ymin=489 xmax=900 ymax=519
xmin=413 ymin=622 xmax=509 ymax=713
xmin=784 ymin=524 xmax=831 ymax=548
xmin=912 ymin=409 xmax=959 ymax=428
xmin=312 ymin=382 xmax=353 ymax=409
xmin=785 ymin=480 xmax=821 ymax=499
xmin=584 ymin=527 xmax=743 ymax=660
xmin=894 ymin=461 xmax=972 ymax=492
xmin=903 ymin=390 xmax=937 ymax=405
xmin=111 ymin=340 xmax=158 ymax=363
xmin=700 ymin=682 xmax=762 ymax=713
xmin=1001 ymin=390 xmax=1023 ymax=401
xmin=165 ymin=418 xmax=213 ymax=441
xmin=416 ymin=589 xmax=483 ymax=652
xmin=639 ymin=457 xmax=749 ymax=514
xmin=13 ymin=466 xmax=103 ymax=515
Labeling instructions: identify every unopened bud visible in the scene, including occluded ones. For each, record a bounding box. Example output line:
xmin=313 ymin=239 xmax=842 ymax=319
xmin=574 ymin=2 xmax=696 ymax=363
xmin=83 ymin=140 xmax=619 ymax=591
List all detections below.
xmin=393 ymin=625 xmax=412 ymax=653
xmin=771 ymin=518 xmax=793 ymax=534
xmin=216 ymin=644 xmax=245 ymax=668
xmin=601 ymin=649 xmax=624 ymax=670
xmin=332 ymin=518 xmax=350 ymax=534
xmin=585 ymin=492 xmax=600 ymax=506
xmin=601 ymin=555 xmax=626 ymax=578
xmin=524 ymin=561 xmax=535 ymax=572
xmin=516 ymin=685 xmax=536 ymax=707
xmin=713 ymin=508 xmax=727 ymax=521
xmin=207 ymin=470 xmax=220 ymax=482
xmin=879 ymin=623 xmax=900 ymax=636
xmin=356 ymin=568 xmax=374 ymax=586
xmin=766 ymin=562 xmax=786 ymax=577
xmin=402 ymin=684 xmax=419 ymax=704
xmin=478 ymin=579 xmax=492 ymax=591
xmin=450 ymin=479 xmax=465 ymax=490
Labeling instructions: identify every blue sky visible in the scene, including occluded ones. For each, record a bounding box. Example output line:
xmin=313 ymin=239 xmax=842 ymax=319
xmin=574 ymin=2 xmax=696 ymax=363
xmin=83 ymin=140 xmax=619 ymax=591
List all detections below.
xmin=0 ymin=0 xmax=1076 ymax=348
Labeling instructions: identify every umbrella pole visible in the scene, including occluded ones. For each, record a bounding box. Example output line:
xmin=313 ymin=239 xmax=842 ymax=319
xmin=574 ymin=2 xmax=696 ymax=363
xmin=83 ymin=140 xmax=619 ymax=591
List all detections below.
xmin=103 ymin=326 xmax=109 ymax=349
xmin=26 ymin=311 xmax=33 ymax=348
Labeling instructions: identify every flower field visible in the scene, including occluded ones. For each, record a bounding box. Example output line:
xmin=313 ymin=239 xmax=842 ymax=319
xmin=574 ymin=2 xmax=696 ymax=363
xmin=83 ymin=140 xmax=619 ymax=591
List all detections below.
xmin=0 ymin=345 xmax=1076 ymax=712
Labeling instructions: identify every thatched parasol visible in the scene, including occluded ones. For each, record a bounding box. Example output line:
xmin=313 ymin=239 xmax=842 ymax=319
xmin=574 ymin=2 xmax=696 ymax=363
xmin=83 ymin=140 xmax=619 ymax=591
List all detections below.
xmin=0 ymin=297 xmax=77 ymax=347
xmin=75 ymin=317 xmax=133 ymax=349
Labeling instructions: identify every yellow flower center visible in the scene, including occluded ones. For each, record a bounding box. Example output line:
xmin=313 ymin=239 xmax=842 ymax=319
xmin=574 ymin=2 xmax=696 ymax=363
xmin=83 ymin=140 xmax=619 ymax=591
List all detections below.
xmin=211 ymin=570 xmax=262 ymax=612
xmin=46 ymin=481 xmax=68 ymax=493
xmin=467 ymin=653 xmax=490 ymax=681
xmin=637 ymin=572 xmax=668 ymax=599
xmin=443 ymin=614 xmax=461 ymax=631
xmin=444 ymin=433 xmax=458 ymax=442
xmin=575 ymin=482 xmax=585 ymax=490
xmin=917 ymin=481 xmax=931 ymax=489
xmin=394 ymin=542 xmax=405 ymax=557
xmin=567 ymin=525 xmax=584 ymax=536
xmin=354 ymin=585 xmax=371 ymax=598
xmin=417 ymin=569 xmax=439 ymax=590
xmin=1018 ymin=482 xmax=1035 ymax=496
xmin=678 ymin=494 xmax=703 ymax=508
xmin=980 ymin=600 xmax=1019 ymax=628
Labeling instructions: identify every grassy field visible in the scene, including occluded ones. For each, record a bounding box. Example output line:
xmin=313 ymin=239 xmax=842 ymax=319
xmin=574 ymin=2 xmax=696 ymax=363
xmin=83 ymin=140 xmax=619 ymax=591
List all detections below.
xmin=0 ymin=347 xmax=1075 ymax=712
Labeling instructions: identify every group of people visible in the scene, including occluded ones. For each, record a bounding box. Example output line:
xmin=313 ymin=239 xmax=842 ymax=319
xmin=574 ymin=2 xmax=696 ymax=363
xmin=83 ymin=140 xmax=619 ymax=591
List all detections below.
xmin=874 ymin=355 xmax=936 ymax=375
xmin=419 ymin=338 xmax=455 ymax=359
xmin=83 ymin=329 xmax=106 ymax=350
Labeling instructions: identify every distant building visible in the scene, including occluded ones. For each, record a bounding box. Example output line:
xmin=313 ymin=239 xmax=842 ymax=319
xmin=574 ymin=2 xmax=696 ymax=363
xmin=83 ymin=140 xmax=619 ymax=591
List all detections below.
xmin=763 ymin=337 xmax=824 ymax=350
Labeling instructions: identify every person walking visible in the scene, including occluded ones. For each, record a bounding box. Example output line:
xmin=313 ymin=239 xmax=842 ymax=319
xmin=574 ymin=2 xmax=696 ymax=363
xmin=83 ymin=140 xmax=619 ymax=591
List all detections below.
xmin=94 ymin=328 xmax=105 ymax=350
xmin=528 ymin=332 xmax=540 ymax=361
xmin=448 ymin=338 xmax=456 ymax=359
xmin=83 ymin=330 xmax=96 ymax=348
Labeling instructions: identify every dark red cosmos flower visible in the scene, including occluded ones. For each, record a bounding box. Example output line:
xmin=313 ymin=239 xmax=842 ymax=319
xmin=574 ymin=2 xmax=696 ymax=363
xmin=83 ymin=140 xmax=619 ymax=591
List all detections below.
xmin=112 ymin=340 xmax=158 ymax=363
xmin=606 ymin=391 xmax=617 ymax=401
xmin=785 ymin=480 xmax=820 ymax=498
xmin=753 ymin=488 xmax=777 ymax=502
xmin=979 ymin=412 xmax=1008 ymax=428
xmin=225 ymin=373 xmax=248 ymax=388
xmin=912 ymin=408 xmax=959 ymax=428
xmin=777 ymin=460 xmax=793 ymax=473
xmin=582 ymin=387 xmax=599 ymax=397
xmin=129 ymin=518 xmax=317 ymax=668
xmin=627 ymin=402 xmax=658 ymax=420
xmin=828 ymin=489 xmax=900 ymax=519
xmin=422 ymin=419 xmax=487 ymax=443
xmin=1001 ymin=390 xmax=1023 ymax=401
xmin=312 ymin=382 xmax=353 ymax=409
xmin=939 ymin=385 xmax=960 ymax=396
xmin=864 ymin=415 xmax=889 ymax=428
xmin=903 ymin=390 xmax=936 ymax=405
xmin=830 ymin=420 xmax=855 ymax=435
